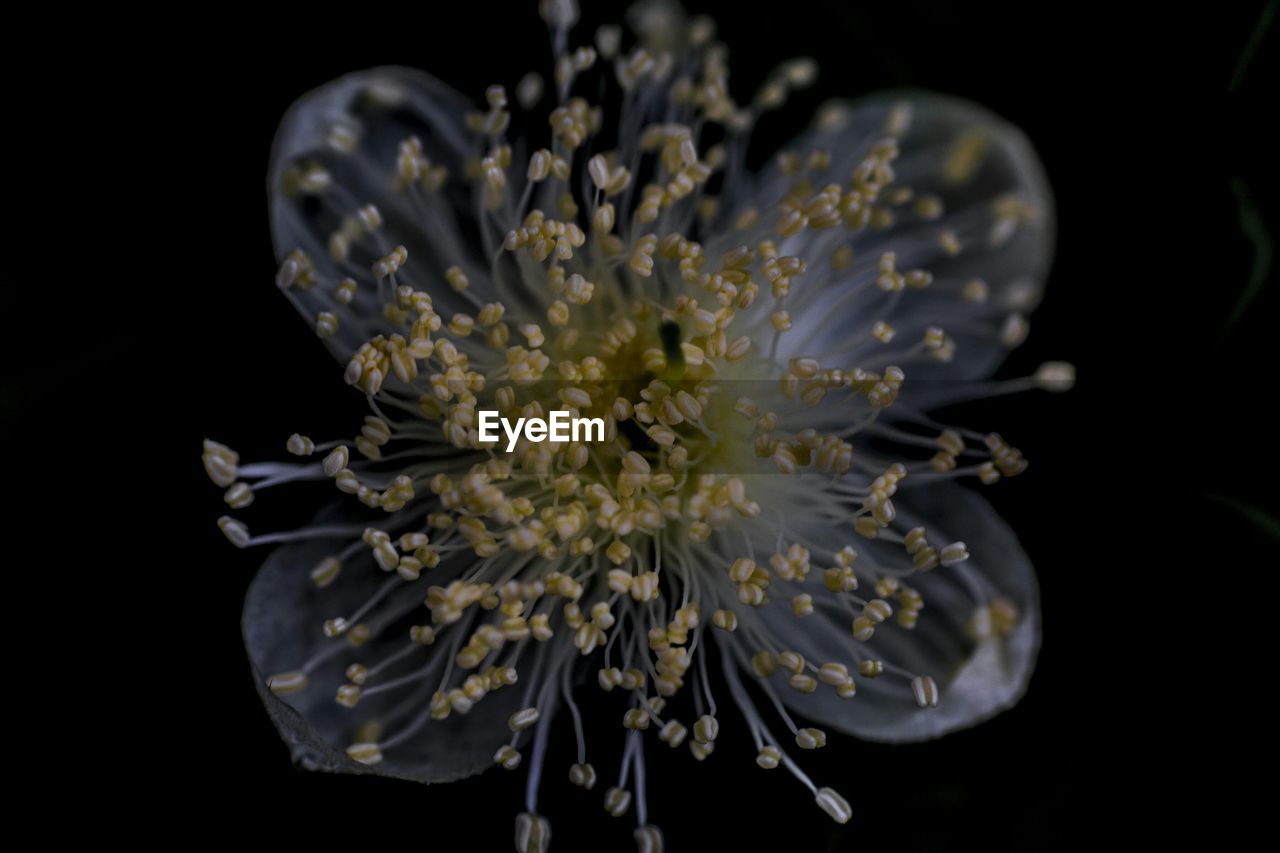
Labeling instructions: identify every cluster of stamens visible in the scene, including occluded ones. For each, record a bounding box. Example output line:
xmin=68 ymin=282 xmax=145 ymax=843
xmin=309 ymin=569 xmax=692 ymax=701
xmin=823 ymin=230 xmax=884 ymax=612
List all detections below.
xmin=210 ymin=2 xmax=1070 ymax=849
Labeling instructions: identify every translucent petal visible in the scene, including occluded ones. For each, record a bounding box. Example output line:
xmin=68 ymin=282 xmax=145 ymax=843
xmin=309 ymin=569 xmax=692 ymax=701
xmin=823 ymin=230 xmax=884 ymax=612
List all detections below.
xmin=733 ymin=479 xmax=1039 ymax=742
xmin=242 ymin=506 xmax=522 ymax=782
xmin=268 ymin=67 xmax=498 ymax=364
xmin=720 ymin=92 xmax=1053 ymax=406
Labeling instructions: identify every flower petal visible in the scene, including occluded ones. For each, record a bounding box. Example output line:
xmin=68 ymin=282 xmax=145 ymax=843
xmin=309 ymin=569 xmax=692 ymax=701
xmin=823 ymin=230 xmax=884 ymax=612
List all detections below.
xmin=242 ymin=505 xmax=523 ymax=782
xmin=724 ymin=91 xmax=1053 ymax=403
xmin=268 ymin=67 xmax=497 ymax=363
xmin=733 ymin=478 xmax=1039 ymax=743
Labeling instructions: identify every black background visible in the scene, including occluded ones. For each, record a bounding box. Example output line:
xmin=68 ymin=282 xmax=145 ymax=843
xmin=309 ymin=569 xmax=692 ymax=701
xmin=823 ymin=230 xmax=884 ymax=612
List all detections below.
xmin=15 ymin=0 xmax=1274 ymax=848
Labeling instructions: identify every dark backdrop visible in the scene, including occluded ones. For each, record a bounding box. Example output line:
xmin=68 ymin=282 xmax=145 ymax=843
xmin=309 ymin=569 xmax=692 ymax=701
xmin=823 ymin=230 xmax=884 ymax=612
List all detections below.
xmin=23 ymin=1 xmax=1273 ymax=848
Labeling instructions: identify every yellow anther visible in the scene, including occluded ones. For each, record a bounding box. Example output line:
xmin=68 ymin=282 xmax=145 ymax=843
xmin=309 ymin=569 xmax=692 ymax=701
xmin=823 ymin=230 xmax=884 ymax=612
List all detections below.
xmin=570 ymin=762 xmax=597 ymax=789
xmin=940 ymin=541 xmax=970 ymax=566
xmin=202 ymin=439 xmax=238 ymax=487
xmin=604 ymin=787 xmax=632 ymax=817
xmin=635 ymin=826 xmax=664 ymax=853
xmin=514 ymin=813 xmax=550 ymax=853
xmin=708 ymin=608 xmax=737 ymax=632
xmin=659 ymin=720 xmax=687 ymax=747
xmin=494 ymin=745 xmax=522 ymax=770
xmin=1036 ymin=361 xmax=1076 ymax=392
xmin=445 ymin=265 xmax=469 ymax=292
xmin=346 ymin=742 xmax=382 ymax=765
xmin=795 ymin=727 xmax=826 ymax=749
xmin=962 ymin=278 xmax=989 ymax=303
xmin=223 ymin=483 xmax=253 ymax=509
xmin=815 ymin=788 xmax=852 ymax=824
xmin=790 ymin=673 xmax=818 ymax=693
xmin=606 ymin=539 xmax=631 ymax=565
xmin=217 ymin=516 xmax=249 ymax=548
xmin=912 ymin=675 xmax=940 ymax=708
xmin=509 ymin=707 xmax=540 ymax=731
xmin=756 ymin=746 xmax=781 ymax=769
xmin=336 ymin=684 xmax=361 ymax=708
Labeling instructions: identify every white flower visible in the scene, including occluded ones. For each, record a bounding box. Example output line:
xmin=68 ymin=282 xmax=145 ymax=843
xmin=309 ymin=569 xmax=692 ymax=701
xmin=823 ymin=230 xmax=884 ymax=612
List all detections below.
xmin=205 ymin=1 xmax=1071 ymax=846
